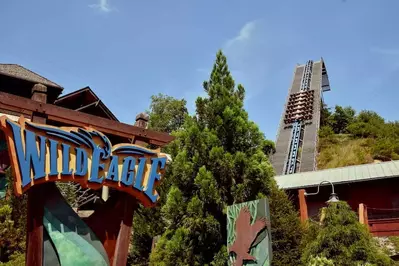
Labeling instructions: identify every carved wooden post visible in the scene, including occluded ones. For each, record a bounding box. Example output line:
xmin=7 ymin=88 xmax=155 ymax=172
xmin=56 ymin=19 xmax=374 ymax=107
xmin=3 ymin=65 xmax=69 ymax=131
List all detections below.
xmin=135 ymin=112 xmax=149 ymax=129
xmin=133 ymin=112 xmax=149 ymax=146
xmin=298 ymin=189 xmax=308 ymax=222
xmin=26 ymin=83 xmax=48 ymax=265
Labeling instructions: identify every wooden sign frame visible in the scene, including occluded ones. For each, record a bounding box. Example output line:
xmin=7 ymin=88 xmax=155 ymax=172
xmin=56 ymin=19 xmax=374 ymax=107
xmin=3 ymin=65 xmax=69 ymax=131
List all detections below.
xmin=0 ymin=88 xmax=174 ymax=265
xmin=1 ymin=115 xmax=167 ymax=208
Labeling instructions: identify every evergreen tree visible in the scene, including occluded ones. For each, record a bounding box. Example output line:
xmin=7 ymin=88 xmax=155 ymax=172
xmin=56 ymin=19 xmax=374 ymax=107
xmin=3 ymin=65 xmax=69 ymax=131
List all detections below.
xmin=330 ymin=106 xmax=356 ymax=134
xmin=302 ymin=201 xmax=393 ymax=266
xmin=0 ymin=168 xmax=26 ymax=264
xmin=149 ymin=50 xmax=302 ymax=265
xmin=269 ymin=184 xmax=302 ymax=266
xmin=129 ymin=94 xmax=188 ymax=265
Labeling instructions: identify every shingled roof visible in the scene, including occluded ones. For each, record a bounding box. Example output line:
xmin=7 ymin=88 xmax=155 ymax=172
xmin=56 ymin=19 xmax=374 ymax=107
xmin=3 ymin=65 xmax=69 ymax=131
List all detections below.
xmin=0 ymin=64 xmax=63 ymax=89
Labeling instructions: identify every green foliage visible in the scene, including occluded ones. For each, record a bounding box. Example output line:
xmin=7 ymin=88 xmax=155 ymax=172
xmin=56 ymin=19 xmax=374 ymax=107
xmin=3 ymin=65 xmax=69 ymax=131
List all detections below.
xmin=318 ymin=126 xmax=334 ymax=139
xmin=328 ymin=106 xmax=356 ymax=134
xmin=307 ymin=256 xmax=334 ymax=266
xmin=149 ymin=50 xmax=301 ymax=265
xmin=388 ymin=236 xmax=399 ymax=253
xmin=56 ymin=182 xmax=78 ymax=208
xmin=0 ymin=168 xmax=26 ymax=263
xmin=269 ymin=184 xmax=303 ymax=265
xmin=318 ymin=105 xmax=399 ymax=168
xmin=302 ymin=201 xmax=393 ymax=266
xmin=262 ymin=139 xmax=276 ymax=157
xmin=0 ymin=253 xmax=24 ymax=266
xmin=320 ymin=102 xmax=332 ymax=128
xmin=147 ymin=93 xmax=188 ymax=134
xmin=129 ymin=94 xmax=188 ymax=266
xmin=317 ymin=136 xmax=373 ymax=169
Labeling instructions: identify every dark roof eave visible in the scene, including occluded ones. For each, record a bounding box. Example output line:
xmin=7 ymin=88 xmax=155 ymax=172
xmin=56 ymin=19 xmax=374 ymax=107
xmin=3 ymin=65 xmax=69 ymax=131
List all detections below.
xmin=98 ymin=101 xmax=119 ymax=122
xmin=55 ymin=86 xmax=119 ymax=122
xmin=54 ymin=86 xmax=91 ymax=103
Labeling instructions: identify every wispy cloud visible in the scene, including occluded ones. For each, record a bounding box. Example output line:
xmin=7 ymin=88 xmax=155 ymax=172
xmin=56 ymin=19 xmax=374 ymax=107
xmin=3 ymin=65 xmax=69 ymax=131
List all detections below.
xmin=224 ymin=20 xmax=259 ymax=49
xmin=89 ymin=0 xmax=115 ymax=13
xmin=221 ymin=20 xmax=267 ymax=104
xmin=370 ymin=47 xmax=399 ymax=56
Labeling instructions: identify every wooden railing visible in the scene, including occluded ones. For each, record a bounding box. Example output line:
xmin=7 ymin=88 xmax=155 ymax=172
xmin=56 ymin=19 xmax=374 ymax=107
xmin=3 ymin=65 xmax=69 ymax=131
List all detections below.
xmin=359 ymin=204 xmax=399 ymax=237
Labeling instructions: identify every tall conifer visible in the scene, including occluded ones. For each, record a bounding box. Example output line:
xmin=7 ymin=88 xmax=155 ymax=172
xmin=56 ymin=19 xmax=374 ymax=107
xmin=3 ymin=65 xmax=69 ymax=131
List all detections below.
xmin=150 ymin=51 xmax=302 ymax=265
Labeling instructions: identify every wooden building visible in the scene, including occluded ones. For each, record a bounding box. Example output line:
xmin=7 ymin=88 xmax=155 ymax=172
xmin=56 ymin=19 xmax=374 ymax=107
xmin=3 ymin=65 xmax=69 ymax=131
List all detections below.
xmin=275 ymin=160 xmax=399 ymax=236
xmin=0 ymin=63 xmax=174 ymax=265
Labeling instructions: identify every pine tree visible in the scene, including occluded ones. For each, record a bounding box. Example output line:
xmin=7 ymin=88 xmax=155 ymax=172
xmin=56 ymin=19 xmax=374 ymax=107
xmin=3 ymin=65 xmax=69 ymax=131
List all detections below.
xmin=0 ymin=168 xmax=26 ymax=263
xmin=301 ymin=201 xmax=393 ymax=266
xmin=129 ymin=94 xmax=188 ymax=265
xmin=269 ymin=184 xmax=303 ymax=265
xmin=149 ymin=50 xmax=302 ymax=265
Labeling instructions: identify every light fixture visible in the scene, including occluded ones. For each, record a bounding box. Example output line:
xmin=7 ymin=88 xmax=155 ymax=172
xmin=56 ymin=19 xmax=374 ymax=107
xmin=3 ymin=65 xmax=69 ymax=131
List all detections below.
xmin=304 ymin=180 xmax=339 ymax=204
xmin=327 ymin=192 xmax=339 ymax=203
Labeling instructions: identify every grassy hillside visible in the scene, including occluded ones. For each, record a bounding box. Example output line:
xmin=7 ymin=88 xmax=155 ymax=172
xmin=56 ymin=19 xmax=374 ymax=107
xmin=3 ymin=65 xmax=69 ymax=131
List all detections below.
xmin=317 ymin=134 xmax=374 ymax=170
xmin=317 ymin=105 xmax=399 ymax=170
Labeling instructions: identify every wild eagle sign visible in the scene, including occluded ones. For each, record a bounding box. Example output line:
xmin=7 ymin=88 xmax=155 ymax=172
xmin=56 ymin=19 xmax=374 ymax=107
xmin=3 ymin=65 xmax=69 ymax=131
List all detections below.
xmin=0 ymin=115 xmax=168 ymax=207
xmin=0 ymin=114 xmax=171 ymax=265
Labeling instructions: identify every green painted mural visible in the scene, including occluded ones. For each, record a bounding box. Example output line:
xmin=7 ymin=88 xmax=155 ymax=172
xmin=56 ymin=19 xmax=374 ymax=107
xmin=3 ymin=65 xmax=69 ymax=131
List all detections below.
xmin=43 ymin=191 xmax=109 ymax=266
xmin=227 ymin=198 xmax=272 ymax=266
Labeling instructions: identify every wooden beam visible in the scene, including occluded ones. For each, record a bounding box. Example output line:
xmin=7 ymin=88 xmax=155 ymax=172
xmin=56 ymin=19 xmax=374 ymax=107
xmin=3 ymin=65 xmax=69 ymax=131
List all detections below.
xmin=112 ymin=195 xmax=137 ymax=265
xmin=26 ymin=84 xmax=48 ymax=266
xmin=75 ymin=100 xmax=99 ymax=111
xmin=0 ymin=91 xmax=175 ymax=146
xmin=359 ymin=203 xmax=365 ymax=224
xmin=298 ymin=189 xmax=308 ymax=222
xmin=83 ymin=113 xmax=151 ymax=265
xmin=112 ymin=113 xmax=148 ymax=265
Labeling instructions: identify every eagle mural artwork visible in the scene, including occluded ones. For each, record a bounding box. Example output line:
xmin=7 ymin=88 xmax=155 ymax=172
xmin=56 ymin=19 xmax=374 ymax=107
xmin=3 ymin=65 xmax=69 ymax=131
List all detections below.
xmin=227 ymin=198 xmax=272 ymax=266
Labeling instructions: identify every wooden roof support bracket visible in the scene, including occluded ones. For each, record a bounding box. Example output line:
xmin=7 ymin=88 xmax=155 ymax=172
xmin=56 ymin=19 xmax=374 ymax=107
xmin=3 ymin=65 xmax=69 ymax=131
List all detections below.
xmin=0 ymin=91 xmax=175 ymax=146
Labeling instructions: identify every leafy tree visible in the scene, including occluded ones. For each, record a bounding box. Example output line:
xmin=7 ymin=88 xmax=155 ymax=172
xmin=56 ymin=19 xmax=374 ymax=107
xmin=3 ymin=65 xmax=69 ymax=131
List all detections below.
xmin=357 ymin=110 xmax=385 ymax=125
xmin=269 ymin=184 xmax=303 ymax=266
xmin=0 ymin=168 xmax=26 ymax=263
xmin=262 ymin=139 xmax=276 ymax=157
xmin=346 ymin=122 xmax=378 ymax=138
xmin=147 ymin=93 xmax=188 ymax=134
xmin=319 ymin=104 xmax=399 ymax=164
xmin=330 ymin=106 xmax=355 ymax=134
xmin=318 ymin=126 xmax=334 ymax=139
xmin=129 ymin=95 xmax=188 ymax=265
xmin=149 ymin=50 xmax=301 ymax=265
xmin=301 ymin=201 xmax=393 ymax=266
xmin=0 ymin=252 xmax=24 ymax=266
xmin=320 ymin=102 xmax=332 ymax=127
xmin=307 ymin=256 xmax=334 ymax=266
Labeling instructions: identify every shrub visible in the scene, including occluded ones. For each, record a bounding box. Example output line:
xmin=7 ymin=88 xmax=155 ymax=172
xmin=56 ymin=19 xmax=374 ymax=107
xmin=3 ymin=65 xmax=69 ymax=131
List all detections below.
xmin=319 ymin=126 xmax=335 ymax=139
xmin=301 ymin=201 xmax=393 ymax=266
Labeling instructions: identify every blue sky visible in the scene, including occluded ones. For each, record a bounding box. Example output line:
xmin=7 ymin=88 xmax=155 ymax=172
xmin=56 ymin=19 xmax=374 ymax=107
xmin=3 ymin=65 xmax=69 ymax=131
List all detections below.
xmin=1 ymin=0 xmax=398 ymax=140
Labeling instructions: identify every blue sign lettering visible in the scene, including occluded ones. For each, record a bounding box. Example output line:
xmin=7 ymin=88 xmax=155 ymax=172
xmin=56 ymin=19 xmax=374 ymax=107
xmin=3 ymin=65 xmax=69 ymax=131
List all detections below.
xmin=0 ymin=116 xmax=168 ymax=207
